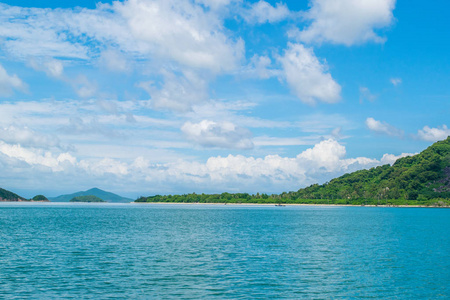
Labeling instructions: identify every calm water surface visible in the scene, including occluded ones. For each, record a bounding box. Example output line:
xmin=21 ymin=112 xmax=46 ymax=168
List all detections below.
xmin=0 ymin=203 xmax=448 ymax=299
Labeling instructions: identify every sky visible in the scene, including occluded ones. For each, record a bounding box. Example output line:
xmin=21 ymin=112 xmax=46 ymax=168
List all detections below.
xmin=0 ymin=0 xmax=449 ymax=198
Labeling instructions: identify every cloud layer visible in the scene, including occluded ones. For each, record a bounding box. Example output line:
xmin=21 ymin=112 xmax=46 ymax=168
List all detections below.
xmin=0 ymin=137 xmax=406 ymax=195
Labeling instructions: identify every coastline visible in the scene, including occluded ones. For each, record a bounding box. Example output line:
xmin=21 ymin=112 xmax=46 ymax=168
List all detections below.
xmin=131 ymin=202 xmax=449 ymax=208
xmin=0 ymin=201 xmax=446 ymax=208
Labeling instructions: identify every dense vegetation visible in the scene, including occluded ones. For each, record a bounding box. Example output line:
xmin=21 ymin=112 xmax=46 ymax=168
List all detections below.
xmin=70 ymin=195 xmax=106 ymax=203
xmin=136 ymin=137 xmax=450 ymax=206
xmin=32 ymin=195 xmax=49 ymax=201
xmin=0 ymin=188 xmax=26 ymax=201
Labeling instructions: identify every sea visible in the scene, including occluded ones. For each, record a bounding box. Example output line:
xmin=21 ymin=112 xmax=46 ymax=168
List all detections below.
xmin=0 ymin=203 xmax=448 ymax=299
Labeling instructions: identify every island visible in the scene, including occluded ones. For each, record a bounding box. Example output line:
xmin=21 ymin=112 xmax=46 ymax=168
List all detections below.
xmin=70 ymin=195 xmax=106 ymax=203
xmin=31 ymin=195 xmax=50 ymax=202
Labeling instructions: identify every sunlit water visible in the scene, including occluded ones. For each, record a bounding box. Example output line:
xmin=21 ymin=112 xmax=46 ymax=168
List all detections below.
xmin=0 ymin=203 xmax=448 ymax=299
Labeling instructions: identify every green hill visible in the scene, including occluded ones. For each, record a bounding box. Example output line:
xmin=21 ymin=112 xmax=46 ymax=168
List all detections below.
xmin=0 ymin=188 xmax=27 ymax=202
xmin=32 ymin=195 xmax=49 ymax=202
xmin=50 ymin=188 xmax=132 ymax=203
xmin=136 ymin=137 xmax=450 ymax=206
xmin=70 ymin=195 xmax=106 ymax=203
xmin=292 ymin=136 xmax=450 ymax=205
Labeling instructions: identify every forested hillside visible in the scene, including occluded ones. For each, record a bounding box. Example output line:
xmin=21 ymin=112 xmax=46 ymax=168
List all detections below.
xmin=136 ymin=137 xmax=450 ymax=206
xmin=291 ymin=136 xmax=450 ymax=204
xmin=0 ymin=188 xmax=26 ymax=201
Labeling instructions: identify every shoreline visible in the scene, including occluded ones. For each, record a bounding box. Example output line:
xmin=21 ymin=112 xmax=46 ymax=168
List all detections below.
xmin=131 ymin=202 xmax=449 ymax=208
xmin=0 ymin=201 xmax=447 ymax=208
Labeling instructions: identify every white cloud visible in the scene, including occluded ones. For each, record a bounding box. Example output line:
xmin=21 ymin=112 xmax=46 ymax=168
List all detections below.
xmin=416 ymin=125 xmax=450 ymax=142
xmin=365 ymin=117 xmax=404 ymax=137
xmin=0 ymin=4 xmax=89 ymax=60
xmin=0 ymin=63 xmax=26 ymax=96
xmin=278 ymin=43 xmax=341 ymax=105
xmin=380 ymin=152 xmax=415 ymax=165
xmin=0 ymin=1 xmax=245 ymax=110
xmin=0 ymin=141 xmax=76 ymax=171
xmin=181 ymin=120 xmax=254 ymax=149
xmin=242 ymin=1 xmax=291 ymax=24
xmin=79 ymin=158 xmax=129 ymax=176
xmin=164 ymin=138 xmax=381 ymax=191
xmin=390 ymin=77 xmax=402 ymax=86
xmin=0 ymin=125 xmax=61 ymax=149
xmin=112 ymin=0 xmax=244 ymax=73
xmin=0 ymin=1 xmax=244 ymax=73
xmin=294 ymin=0 xmax=396 ymax=45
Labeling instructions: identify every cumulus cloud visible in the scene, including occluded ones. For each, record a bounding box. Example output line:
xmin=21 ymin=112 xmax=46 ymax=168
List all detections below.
xmin=278 ymin=43 xmax=341 ymax=105
xmin=164 ymin=139 xmax=382 ymax=191
xmin=0 ymin=64 xmax=27 ymax=96
xmin=181 ymin=120 xmax=254 ymax=149
xmin=365 ymin=117 xmax=404 ymax=137
xmin=0 ymin=141 xmax=76 ymax=172
xmin=293 ymin=0 xmax=396 ymax=45
xmin=242 ymin=1 xmax=291 ymax=24
xmin=416 ymin=125 xmax=450 ymax=142
xmin=114 ymin=0 xmax=244 ymax=73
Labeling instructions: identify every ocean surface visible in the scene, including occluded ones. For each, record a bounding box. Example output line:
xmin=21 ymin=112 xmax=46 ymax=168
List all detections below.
xmin=0 ymin=203 xmax=448 ymax=299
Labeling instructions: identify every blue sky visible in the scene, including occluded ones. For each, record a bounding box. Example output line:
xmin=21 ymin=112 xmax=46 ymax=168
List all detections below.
xmin=0 ymin=0 xmax=448 ymax=198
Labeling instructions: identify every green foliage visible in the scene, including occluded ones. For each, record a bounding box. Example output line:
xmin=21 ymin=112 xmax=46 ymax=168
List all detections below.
xmin=32 ymin=195 xmax=48 ymax=201
xmin=135 ymin=137 xmax=450 ymax=206
xmin=0 ymin=188 xmax=26 ymax=201
xmin=70 ymin=195 xmax=106 ymax=202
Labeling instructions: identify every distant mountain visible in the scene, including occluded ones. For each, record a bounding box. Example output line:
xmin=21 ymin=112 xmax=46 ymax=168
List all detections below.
xmin=0 ymin=188 xmax=26 ymax=202
xmin=50 ymin=188 xmax=133 ymax=203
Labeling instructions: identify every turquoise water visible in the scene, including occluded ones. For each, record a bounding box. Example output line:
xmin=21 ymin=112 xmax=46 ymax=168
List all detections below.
xmin=0 ymin=203 xmax=449 ymax=299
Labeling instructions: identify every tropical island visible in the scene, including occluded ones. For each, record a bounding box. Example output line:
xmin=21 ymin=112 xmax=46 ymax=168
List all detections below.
xmin=70 ymin=195 xmax=106 ymax=203
xmin=135 ymin=137 xmax=450 ymax=207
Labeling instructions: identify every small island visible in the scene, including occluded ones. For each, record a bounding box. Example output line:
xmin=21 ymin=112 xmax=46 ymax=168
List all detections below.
xmin=31 ymin=195 xmax=49 ymax=202
xmin=70 ymin=195 xmax=106 ymax=203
